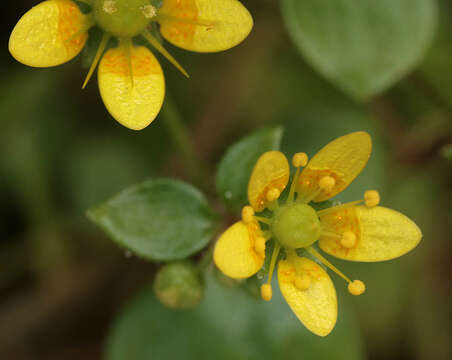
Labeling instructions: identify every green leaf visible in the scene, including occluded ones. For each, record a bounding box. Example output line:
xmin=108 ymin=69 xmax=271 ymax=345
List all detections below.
xmin=107 ymin=274 xmax=365 ymax=360
xmin=281 ymin=0 xmax=437 ymax=100
xmin=87 ymin=179 xmax=218 ymax=261
xmin=216 ymin=127 xmax=284 ymax=212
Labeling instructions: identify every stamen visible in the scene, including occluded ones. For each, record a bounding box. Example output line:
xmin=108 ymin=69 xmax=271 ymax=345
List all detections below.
xmin=266 ymin=188 xmax=281 ymax=202
xmin=265 ymin=188 xmax=280 ymax=211
xmin=82 ymin=33 xmax=110 ymax=89
xmin=260 ymin=284 xmax=272 ymax=301
xmin=319 ymin=176 xmax=335 ymax=192
xmin=285 ymin=250 xmax=311 ymax=291
xmin=103 ymin=0 xmax=117 ymax=14
xmin=241 ymin=206 xmax=254 ymax=224
xmin=294 ymin=274 xmax=311 ymax=291
xmin=287 ymin=168 xmax=300 ymax=204
xmin=141 ymin=30 xmax=189 ymax=78
xmin=260 ymin=243 xmax=281 ymax=302
xmin=307 ymin=247 xmax=366 ymax=296
xmin=364 ymin=190 xmax=380 ymax=207
xmin=141 ymin=5 xmax=157 ymax=19
xmin=306 ymin=247 xmax=351 ymax=283
xmin=301 ymin=176 xmax=335 ymax=204
xmin=316 ymin=190 xmax=380 ymax=217
xmin=348 ymin=280 xmax=366 ymax=295
xmin=267 ymin=243 xmax=280 ymax=284
xmin=254 ymin=236 xmax=266 ymax=256
xmin=321 ymin=229 xmax=357 ymax=248
xmin=287 ymin=152 xmax=308 ymax=203
xmin=340 ymin=231 xmax=357 ymax=248
xmin=292 ymin=152 xmax=309 ymax=168
xmin=320 ymin=230 xmax=342 ymax=239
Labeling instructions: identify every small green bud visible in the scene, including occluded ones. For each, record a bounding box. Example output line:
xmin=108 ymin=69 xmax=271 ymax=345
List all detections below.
xmin=272 ymin=203 xmax=321 ymax=249
xmin=154 ymin=261 xmax=204 ymax=310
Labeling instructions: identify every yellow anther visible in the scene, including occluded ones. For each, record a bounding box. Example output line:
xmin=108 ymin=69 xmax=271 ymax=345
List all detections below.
xmin=364 ymin=190 xmax=380 ymax=207
xmin=241 ymin=206 xmax=255 ymax=224
xmin=319 ymin=176 xmax=336 ymax=191
xmin=254 ymin=237 xmax=266 ymax=255
xmin=261 ymin=284 xmax=273 ymax=301
xmin=103 ymin=0 xmax=117 ymax=14
xmin=142 ymin=4 xmax=157 ymax=18
xmin=294 ymin=274 xmax=311 ymax=291
xmin=348 ymin=280 xmax=366 ymax=296
xmin=340 ymin=231 xmax=357 ymax=248
xmin=266 ymin=188 xmax=281 ymax=202
xmin=292 ymin=152 xmax=309 ymax=167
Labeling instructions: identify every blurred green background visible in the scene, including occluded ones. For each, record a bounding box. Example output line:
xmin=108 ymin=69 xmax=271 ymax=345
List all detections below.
xmin=1 ymin=0 xmax=451 ymax=359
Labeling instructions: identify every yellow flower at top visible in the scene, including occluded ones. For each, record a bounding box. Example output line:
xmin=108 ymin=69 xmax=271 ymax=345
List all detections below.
xmin=9 ymin=0 xmax=253 ymax=130
xmin=214 ymin=132 xmax=422 ymax=337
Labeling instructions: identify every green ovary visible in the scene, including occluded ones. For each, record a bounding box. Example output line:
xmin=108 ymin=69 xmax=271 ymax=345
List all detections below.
xmin=93 ymin=0 xmax=153 ymax=37
xmin=272 ymin=203 xmax=321 ymax=249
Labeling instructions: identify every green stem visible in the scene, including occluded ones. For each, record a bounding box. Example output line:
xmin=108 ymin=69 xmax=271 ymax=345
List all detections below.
xmin=161 ymin=95 xmax=211 ymax=189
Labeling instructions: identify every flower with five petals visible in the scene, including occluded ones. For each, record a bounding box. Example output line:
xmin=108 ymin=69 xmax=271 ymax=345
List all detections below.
xmin=214 ymin=132 xmax=422 ymax=336
xmin=9 ymin=0 xmax=253 ymax=130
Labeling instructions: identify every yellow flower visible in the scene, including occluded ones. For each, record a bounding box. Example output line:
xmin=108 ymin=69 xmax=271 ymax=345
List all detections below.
xmin=214 ymin=132 xmax=422 ymax=337
xmin=9 ymin=0 xmax=253 ymax=130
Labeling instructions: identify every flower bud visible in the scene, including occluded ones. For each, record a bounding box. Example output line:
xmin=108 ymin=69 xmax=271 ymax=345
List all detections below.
xmin=154 ymin=261 xmax=204 ymax=310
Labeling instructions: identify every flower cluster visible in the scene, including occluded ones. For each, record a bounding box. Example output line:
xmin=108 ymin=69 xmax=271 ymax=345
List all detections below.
xmin=9 ymin=0 xmax=253 ymax=130
xmin=214 ymin=132 xmax=422 ymax=336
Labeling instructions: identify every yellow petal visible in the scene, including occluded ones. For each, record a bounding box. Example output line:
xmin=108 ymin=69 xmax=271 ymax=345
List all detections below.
xmin=9 ymin=0 xmax=88 ymax=67
xmin=214 ymin=221 xmax=264 ymax=279
xmin=319 ymin=206 xmax=422 ymax=262
xmin=296 ymin=132 xmax=372 ymax=202
xmin=248 ymin=151 xmax=290 ymax=212
xmin=98 ymin=45 xmax=165 ymax=130
xmin=158 ymin=0 xmax=253 ymax=53
xmin=278 ymin=256 xmax=337 ymax=337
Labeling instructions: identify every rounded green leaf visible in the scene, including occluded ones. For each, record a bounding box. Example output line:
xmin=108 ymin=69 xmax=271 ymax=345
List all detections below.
xmin=87 ymin=179 xmax=217 ymax=261
xmin=281 ymin=0 xmax=437 ymax=100
xmin=107 ymin=275 xmax=365 ymax=360
xmin=216 ymin=127 xmax=284 ymax=212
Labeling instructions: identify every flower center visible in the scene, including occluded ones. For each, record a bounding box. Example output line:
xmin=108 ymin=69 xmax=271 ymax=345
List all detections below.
xmin=93 ymin=0 xmax=156 ymax=37
xmin=272 ymin=203 xmax=321 ymax=249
